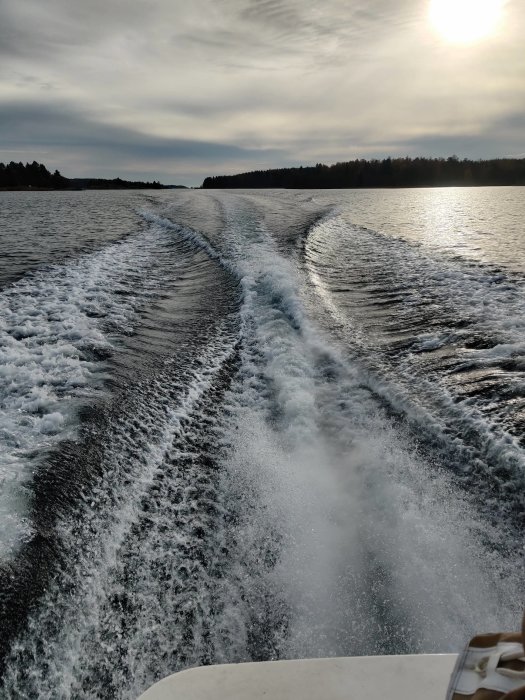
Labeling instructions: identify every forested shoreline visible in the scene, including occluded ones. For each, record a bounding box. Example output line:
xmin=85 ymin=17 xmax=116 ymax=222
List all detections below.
xmin=4 ymin=157 xmax=525 ymax=192
xmin=202 ymin=157 xmax=525 ymax=189
xmin=0 ymin=161 xmax=68 ymax=189
xmin=0 ymin=161 xmax=172 ymax=190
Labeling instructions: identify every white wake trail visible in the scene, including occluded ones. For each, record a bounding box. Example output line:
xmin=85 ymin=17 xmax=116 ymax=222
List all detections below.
xmin=0 ymin=224 xmax=179 ymax=558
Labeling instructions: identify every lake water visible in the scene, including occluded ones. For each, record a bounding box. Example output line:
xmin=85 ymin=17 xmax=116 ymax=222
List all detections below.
xmin=0 ymin=187 xmax=524 ymax=699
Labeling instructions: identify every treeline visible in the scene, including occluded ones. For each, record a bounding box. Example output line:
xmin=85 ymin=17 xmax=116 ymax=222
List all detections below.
xmin=0 ymin=161 xmax=68 ymax=189
xmin=0 ymin=161 xmax=171 ymax=190
xmin=202 ymin=157 xmax=525 ymax=189
xmin=68 ymin=177 xmax=164 ymax=190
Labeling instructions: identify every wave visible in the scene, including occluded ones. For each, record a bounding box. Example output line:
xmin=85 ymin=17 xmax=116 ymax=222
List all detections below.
xmin=0 ymin=223 xmax=186 ymax=558
xmin=1 ymin=328 xmax=239 ymax=698
xmin=304 ymin=214 xmax=525 ymax=526
xmin=1 ymin=192 xmax=523 ymax=699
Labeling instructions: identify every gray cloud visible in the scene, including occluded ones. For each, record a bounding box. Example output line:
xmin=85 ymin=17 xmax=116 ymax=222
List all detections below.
xmin=0 ymin=100 xmax=288 ymax=183
xmin=0 ymin=0 xmax=523 ymax=184
xmin=0 ymin=0 xmax=153 ymax=59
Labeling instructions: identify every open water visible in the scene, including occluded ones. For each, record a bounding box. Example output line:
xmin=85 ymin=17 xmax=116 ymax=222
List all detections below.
xmin=0 ymin=187 xmax=524 ymax=698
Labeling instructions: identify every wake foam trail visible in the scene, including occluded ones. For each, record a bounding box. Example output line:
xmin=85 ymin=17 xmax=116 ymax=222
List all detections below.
xmin=1 ymin=325 xmax=241 ymax=699
xmin=206 ymin=195 xmax=522 ymax=657
xmin=2 ymin=193 xmax=523 ymax=698
xmin=139 ymin=211 xmax=226 ymax=268
xmin=305 ymin=214 xmax=525 ymax=529
xmin=0 ymin=223 xmax=184 ymax=559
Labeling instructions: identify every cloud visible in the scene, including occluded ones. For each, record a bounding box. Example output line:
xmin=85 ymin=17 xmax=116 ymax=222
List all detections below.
xmin=0 ymin=0 xmax=153 ymax=60
xmin=0 ymin=0 xmax=524 ymax=184
xmin=0 ymin=100 xmax=288 ymax=183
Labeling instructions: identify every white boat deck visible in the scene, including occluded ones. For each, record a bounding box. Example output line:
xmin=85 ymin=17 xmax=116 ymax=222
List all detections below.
xmin=138 ymin=653 xmax=458 ymax=700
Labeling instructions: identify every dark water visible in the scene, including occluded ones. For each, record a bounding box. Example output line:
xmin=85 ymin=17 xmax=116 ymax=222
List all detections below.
xmin=0 ymin=187 xmax=524 ymax=698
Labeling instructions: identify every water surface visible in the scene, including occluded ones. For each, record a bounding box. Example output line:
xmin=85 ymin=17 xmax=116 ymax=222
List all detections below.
xmin=0 ymin=187 xmax=523 ymax=699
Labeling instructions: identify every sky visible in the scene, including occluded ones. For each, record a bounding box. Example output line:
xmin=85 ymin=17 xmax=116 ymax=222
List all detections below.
xmin=0 ymin=0 xmax=523 ymax=185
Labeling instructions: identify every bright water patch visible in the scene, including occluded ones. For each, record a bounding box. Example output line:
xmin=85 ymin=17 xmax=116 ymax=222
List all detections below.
xmin=318 ymin=187 xmax=525 ymax=274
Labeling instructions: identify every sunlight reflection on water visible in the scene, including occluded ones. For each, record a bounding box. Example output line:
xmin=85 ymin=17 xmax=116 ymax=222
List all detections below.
xmin=333 ymin=186 xmax=525 ymax=273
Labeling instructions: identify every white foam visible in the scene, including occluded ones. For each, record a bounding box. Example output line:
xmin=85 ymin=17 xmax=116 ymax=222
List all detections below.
xmin=216 ymin=195 xmax=522 ymax=655
xmin=2 ymin=327 xmax=239 ymax=699
xmin=2 ymin=194 xmax=523 ymax=697
xmin=0 ymin=222 xmax=179 ymax=558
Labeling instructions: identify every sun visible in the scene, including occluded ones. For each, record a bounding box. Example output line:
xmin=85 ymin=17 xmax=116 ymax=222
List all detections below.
xmin=429 ymin=0 xmax=504 ymax=44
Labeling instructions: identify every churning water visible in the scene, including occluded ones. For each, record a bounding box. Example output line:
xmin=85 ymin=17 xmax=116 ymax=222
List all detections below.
xmin=0 ymin=187 xmax=524 ymax=698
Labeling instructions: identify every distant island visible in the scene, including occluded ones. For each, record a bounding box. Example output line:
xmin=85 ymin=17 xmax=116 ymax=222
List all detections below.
xmin=202 ymin=156 xmax=525 ymax=189
xmin=0 ymin=161 xmax=185 ymax=190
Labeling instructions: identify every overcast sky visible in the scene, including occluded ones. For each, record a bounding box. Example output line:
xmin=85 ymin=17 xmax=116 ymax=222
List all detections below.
xmin=0 ymin=0 xmax=523 ymax=185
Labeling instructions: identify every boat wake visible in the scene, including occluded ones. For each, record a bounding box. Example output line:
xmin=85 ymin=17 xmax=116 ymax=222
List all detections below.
xmin=0 ymin=191 xmax=523 ymax=699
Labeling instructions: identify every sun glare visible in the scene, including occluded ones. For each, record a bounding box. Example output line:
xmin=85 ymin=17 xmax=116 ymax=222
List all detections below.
xmin=429 ymin=0 xmax=504 ymax=44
